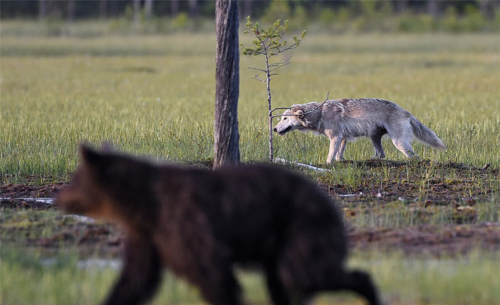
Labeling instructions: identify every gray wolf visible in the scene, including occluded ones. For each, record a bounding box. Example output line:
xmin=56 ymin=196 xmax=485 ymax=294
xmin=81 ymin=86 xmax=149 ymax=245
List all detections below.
xmin=273 ymin=98 xmax=446 ymax=163
xmin=57 ymin=145 xmax=383 ymax=305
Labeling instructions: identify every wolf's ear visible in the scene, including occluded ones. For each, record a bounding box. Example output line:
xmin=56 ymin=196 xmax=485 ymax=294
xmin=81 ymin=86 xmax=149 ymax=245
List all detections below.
xmin=295 ymin=109 xmax=305 ymax=119
xmin=79 ymin=144 xmax=103 ymax=168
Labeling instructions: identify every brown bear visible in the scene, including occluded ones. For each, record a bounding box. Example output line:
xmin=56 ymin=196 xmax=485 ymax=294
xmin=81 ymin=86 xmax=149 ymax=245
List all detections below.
xmin=56 ymin=145 xmax=383 ymax=305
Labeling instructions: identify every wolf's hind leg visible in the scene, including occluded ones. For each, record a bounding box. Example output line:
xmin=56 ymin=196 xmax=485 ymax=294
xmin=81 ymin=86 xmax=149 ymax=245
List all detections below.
xmin=336 ymin=138 xmax=348 ymax=161
xmin=370 ymin=134 xmax=385 ymax=159
xmin=392 ymin=139 xmax=418 ymax=158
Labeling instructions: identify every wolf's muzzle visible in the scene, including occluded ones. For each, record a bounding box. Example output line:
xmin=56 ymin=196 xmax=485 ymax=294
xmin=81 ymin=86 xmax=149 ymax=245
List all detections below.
xmin=275 ymin=126 xmax=292 ymax=135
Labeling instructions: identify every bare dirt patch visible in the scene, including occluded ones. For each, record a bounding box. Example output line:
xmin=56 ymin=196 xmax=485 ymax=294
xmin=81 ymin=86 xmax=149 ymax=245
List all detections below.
xmin=318 ymin=159 xmax=498 ymax=205
xmin=349 ymin=222 xmax=500 ymax=256
xmin=1 ymin=161 xmax=498 ymax=258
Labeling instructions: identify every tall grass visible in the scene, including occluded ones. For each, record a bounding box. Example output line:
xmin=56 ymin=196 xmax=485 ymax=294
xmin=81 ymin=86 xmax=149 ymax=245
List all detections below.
xmin=2 ymin=247 xmax=499 ymax=305
xmin=1 ymin=32 xmax=499 ymax=183
xmin=349 ymin=250 xmax=500 ymax=305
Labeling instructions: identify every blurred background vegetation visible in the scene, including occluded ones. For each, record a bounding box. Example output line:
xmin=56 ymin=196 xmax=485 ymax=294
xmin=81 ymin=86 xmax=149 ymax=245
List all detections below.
xmin=2 ymin=0 xmax=500 ymax=36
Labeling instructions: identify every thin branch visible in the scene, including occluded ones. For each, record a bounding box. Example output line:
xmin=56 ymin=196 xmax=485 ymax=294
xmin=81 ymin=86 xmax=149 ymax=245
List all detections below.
xmin=269 ymin=59 xmax=288 ymax=66
xmin=253 ymin=76 xmax=266 ymax=83
xmin=268 ymin=63 xmax=287 ymax=69
xmin=301 ymin=91 xmax=330 ymax=116
xmin=269 ymin=63 xmax=289 ymax=72
xmin=270 ymin=106 xmax=292 ymax=113
xmin=270 ymin=113 xmax=296 ymax=119
xmin=248 ymin=67 xmax=267 ymax=73
xmin=270 ymin=43 xmax=299 ymax=56
xmin=269 ymin=92 xmax=331 ymax=118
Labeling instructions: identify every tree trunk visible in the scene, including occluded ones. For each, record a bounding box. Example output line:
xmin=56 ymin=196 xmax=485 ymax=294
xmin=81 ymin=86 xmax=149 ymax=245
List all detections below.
xmin=99 ymin=0 xmax=108 ymax=20
xmin=145 ymin=0 xmax=154 ymax=19
xmin=133 ymin=0 xmax=141 ymax=24
xmin=480 ymin=0 xmax=495 ymax=19
xmin=427 ymin=0 xmax=439 ymax=17
xmin=110 ymin=0 xmax=118 ymax=17
xmin=189 ymin=0 xmax=199 ymax=17
xmin=171 ymin=0 xmax=179 ymax=17
xmin=243 ymin=0 xmax=253 ymax=18
xmin=396 ymin=0 xmax=409 ymax=14
xmin=214 ymin=0 xmax=240 ymax=168
xmin=67 ymin=0 xmax=76 ymax=23
xmin=39 ymin=0 xmax=47 ymax=21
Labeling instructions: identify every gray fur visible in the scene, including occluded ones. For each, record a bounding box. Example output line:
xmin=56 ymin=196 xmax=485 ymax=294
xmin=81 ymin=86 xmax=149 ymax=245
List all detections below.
xmin=273 ymin=98 xmax=446 ymax=163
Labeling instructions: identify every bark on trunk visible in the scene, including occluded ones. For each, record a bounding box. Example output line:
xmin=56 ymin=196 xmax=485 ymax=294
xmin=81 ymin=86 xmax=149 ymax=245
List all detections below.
xmin=243 ymin=0 xmax=253 ymax=18
xmin=427 ymin=0 xmax=439 ymax=17
xmin=39 ymin=0 xmax=47 ymax=21
xmin=189 ymin=0 xmax=198 ymax=17
xmin=99 ymin=0 xmax=107 ymax=20
xmin=171 ymin=0 xmax=179 ymax=17
xmin=396 ymin=0 xmax=409 ymax=14
xmin=214 ymin=0 xmax=240 ymax=168
xmin=110 ymin=0 xmax=118 ymax=17
xmin=67 ymin=0 xmax=76 ymax=23
xmin=480 ymin=0 xmax=495 ymax=19
xmin=145 ymin=0 xmax=154 ymax=19
xmin=133 ymin=0 xmax=141 ymax=24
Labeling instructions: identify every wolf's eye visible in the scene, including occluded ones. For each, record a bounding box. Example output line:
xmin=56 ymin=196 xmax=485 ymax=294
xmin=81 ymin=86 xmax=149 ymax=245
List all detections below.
xmin=283 ymin=117 xmax=287 ymax=120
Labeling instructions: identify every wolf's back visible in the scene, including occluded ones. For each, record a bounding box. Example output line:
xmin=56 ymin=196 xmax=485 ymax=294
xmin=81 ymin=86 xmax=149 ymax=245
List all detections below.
xmin=410 ymin=117 xmax=446 ymax=150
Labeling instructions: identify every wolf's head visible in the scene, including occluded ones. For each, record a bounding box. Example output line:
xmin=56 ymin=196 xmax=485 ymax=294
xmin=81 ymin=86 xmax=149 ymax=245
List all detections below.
xmin=273 ymin=107 xmax=307 ymax=136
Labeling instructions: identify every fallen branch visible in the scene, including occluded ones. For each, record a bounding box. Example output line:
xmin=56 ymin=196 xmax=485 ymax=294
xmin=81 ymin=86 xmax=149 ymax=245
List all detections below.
xmin=274 ymin=158 xmax=330 ymax=172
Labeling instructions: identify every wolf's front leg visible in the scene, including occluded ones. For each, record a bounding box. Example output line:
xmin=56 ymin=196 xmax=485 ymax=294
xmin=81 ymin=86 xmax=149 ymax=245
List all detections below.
xmin=103 ymin=234 xmax=162 ymax=305
xmin=327 ymin=137 xmax=344 ymax=163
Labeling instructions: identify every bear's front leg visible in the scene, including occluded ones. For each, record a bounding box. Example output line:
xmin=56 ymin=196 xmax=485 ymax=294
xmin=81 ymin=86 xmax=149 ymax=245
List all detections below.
xmin=103 ymin=234 xmax=162 ymax=305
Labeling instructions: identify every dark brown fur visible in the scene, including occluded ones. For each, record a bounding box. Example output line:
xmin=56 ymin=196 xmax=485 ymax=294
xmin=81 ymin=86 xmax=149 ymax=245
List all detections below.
xmin=56 ymin=145 xmax=383 ymax=305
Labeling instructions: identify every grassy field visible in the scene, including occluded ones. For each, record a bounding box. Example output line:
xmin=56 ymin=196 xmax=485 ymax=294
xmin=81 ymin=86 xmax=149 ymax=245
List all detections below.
xmin=1 ymin=30 xmax=499 ymax=183
xmin=1 ymin=21 xmax=500 ymax=305
xmin=2 ymin=247 xmax=499 ymax=305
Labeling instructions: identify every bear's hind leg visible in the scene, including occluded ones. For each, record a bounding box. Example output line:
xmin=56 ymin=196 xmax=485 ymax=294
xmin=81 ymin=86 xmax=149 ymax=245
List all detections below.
xmin=264 ymin=263 xmax=292 ymax=305
xmin=194 ymin=262 xmax=243 ymax=305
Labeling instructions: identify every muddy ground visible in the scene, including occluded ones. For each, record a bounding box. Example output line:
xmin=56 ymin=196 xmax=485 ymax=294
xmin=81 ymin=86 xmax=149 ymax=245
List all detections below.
xmin=1 ymin=160 xmax=499 ymax=258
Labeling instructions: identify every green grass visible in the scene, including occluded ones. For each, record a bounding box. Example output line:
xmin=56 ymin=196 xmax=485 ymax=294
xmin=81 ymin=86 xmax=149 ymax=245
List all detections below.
xmin=2 ymin=247 xmax=499 ymax=305
xmin=1 ymin=25 xmax=499 ymax=305
xmin=1 ymin=30 xmax=499 ymax=184
xmin=349 ymin=250 xmax=500 ymax=305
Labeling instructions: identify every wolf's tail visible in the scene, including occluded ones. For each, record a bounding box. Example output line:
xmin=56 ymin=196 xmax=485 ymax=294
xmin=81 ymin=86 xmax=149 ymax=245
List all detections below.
xmin=410 ymin=117 xmax=446 ymax=150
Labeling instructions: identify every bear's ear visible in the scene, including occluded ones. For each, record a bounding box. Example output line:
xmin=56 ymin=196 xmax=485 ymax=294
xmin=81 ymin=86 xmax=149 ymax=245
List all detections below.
xmin=79 ymin=144 xmax=103 ymax=168
xmin=100 ymin=141 xmax=114 ymax=153
xmin=295 ymin=109 xmax=305 ymax=119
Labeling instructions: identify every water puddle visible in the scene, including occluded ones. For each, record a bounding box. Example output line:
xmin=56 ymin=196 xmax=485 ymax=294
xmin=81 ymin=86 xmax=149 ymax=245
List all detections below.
xmin=0 ymin=197 xmax=54 ymax=204
xmin=62 ymin=214 xmax=95 ymax=223
xmin=0 ymin=197 xmax=94 ymax=222
xmin=41 ymin=258 xmax=122 ymax=269
xmin=339 ymin=192 xmax=363 ymax=197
